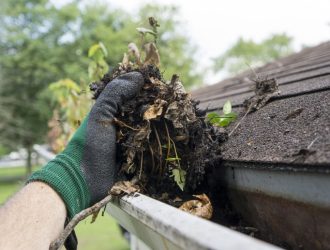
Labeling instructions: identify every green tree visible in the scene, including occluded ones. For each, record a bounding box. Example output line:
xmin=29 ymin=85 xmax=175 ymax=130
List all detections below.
xmin=0 ymin=0 xmax=201 ymax=174
xmin=0 ymin=0 xmax=81 ymax=174
xmin=213 ymin=33 xmax=294 ymax=75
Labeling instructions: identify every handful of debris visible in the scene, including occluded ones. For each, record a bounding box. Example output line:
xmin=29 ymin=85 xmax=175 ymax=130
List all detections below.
xmin=89 ymin=17 xmax=228 ymax=199
xmin=91 ymin=64 xmax=227 ymax=195
xmin=50 ymin=18 xmax=230 ymax=250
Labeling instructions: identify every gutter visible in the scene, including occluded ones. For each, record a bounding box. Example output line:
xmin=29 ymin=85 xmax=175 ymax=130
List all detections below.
xmin=107 ymin=193 xmax=281 ymax=250
xmin=33 ymin=144 xmax=282 ymax=249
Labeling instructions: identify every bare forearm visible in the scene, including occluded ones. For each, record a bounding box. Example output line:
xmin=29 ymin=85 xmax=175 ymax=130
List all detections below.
xmin=0 ymin=182 xmax=66 ymax=249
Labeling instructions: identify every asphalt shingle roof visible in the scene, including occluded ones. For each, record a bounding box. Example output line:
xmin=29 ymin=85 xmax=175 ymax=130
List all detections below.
xmin=192 ymin=42 xmax=330 ymax=166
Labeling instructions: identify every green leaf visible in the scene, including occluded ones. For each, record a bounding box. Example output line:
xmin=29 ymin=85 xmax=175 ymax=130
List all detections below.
xmin=171 ymin=168 xmax=186 ymax=191
xmin=223 ymin=100 xmax=232 ymax=114
xmin=98 ymin=42 xmax=108 ymax=57
xmin=206 ymin=111 xmax=238 ymax=127
xmin=218 ymin=112 xmax=238 ymax=127
xmin=88 ymin=42 xmax=108 ymax=59
xmin=224 ymin=112 xmax=238 ymax=119
xmin=88 ymin=61 xmax=97 ymax=79
xmin=88 ymin=44 xmax=100 ymax=58
xmin=207 ymin=112 xmax=220 ymax=124
xmin=136 ymin=27 xmax=157 ymax=36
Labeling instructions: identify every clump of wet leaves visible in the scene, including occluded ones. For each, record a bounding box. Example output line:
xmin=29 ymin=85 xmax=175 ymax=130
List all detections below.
xmin=90 ymin=18 xmax=227 ymax=210
xmin=179 ymin=194 xmax=213 ymax=219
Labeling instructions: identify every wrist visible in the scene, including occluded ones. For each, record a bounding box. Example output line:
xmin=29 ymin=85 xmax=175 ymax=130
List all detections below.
xmin=28 ymin=117 xmax=91 ymax=219
xmin=28 ymin=153 xmax=90 ymax=219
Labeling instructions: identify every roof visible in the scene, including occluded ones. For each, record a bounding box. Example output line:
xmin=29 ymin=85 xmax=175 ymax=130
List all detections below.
xmin=192 ymin=41 xmax=330 ymax=166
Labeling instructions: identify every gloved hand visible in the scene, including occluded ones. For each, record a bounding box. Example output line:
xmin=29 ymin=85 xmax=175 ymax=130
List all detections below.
xmin=28 ymin=72 xmax=144 ymax=219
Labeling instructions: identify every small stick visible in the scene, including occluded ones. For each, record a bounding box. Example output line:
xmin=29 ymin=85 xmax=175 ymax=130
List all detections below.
xmin=170 ymin=138 xmax=181 ymax=169
xmin=139 ymin=151 xmax=144 ymax=179
xmin=149 ymin=144 xmax=155 ymax=174
xmin=49 ymin=195 xmax=114 ymax=250
xmin=113 ymin=118 xmax=139 ymax=131
xmin=164 ymin=121 xmax=171 ymax=173
xmin=228 ymin=109 xmax=249 ymax=137
xmin=153 ymin=124 xmax=162 ymax=157
xmin=152 ymin=124 xmax=163 ymax=173
xmin=307 ymin=136 xmax=319 ymax=149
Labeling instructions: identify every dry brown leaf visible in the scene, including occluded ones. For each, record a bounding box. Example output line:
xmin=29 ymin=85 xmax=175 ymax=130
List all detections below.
xmin=173 ymin=196 xmax=183 ymax=202
xmin=143 ymin=99 xmax=167 ymax=120
xmin=121 ymin=53 xmax=130 ymax=68
xmin=179 ymin=194 xmax=213 ymax=219
xmin=109 ymin=181 xmax=140 ymax=196
xmin=143 ymin=42 xmax=160 ymax=67
xmin=128 ymin=42 xmax=141 ymax=65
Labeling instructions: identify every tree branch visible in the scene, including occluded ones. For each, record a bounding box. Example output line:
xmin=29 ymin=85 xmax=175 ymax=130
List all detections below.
xmin=49 ymin=194 xmax=114 ymax=250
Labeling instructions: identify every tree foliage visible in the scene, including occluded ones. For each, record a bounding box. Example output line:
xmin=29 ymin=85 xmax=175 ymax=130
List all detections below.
xmin=137 ymin=5 xmax=202 ymax=89
xmin=213 ymin=33 xmax=294 ymax=75
xmin=0 ymin=0 xmax=201 ymax=165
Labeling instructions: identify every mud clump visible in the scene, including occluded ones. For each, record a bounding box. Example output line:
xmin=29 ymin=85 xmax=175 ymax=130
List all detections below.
xmin=91 ymin=65 xmax=227 ymax=196
xmin=244 ymin=77 xmax=280 ymax=113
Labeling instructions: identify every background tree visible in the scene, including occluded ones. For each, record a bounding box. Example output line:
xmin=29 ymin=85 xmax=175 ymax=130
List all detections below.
xmin=0 ymin=0 xmax=202 ymax=174
xmin=137 ymin=4 xmax=202 ymax=89
xmin=213 ymin=33 xmax=294 ymax=75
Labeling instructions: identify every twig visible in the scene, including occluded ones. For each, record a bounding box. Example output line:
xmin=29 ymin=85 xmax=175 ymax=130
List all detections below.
xmin=307 ymin=136 xmax=319 ymax=149
xmin=228 ymin=110 xmax=249 ymax=137
xmin=149 ymin=144 xmax=155 ymax=174
xmin=170 ymin=138 xmax=181 ymax=169
xmin=139 ymin=151 xmax=144 ymax=179
xmin=164 ymin=121 xmax=171 ymax=173
xmin=153 ymin=124 xmax=163 ymax=173
xmin=49 ymin=195 xmax=114 ymax=250
xmin=153 ymin=124 xmax=162 ymax=156
xmin=113 ymin=118 xmax=139 ymax=131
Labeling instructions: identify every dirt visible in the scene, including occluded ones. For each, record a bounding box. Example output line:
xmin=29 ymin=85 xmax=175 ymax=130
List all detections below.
xmin=91 ymin=65 xmax=227 ymax=199
xmin=222 ymin=90 xmax=330 ymax=165
xmin=243 ymin=77 xmax=280 ymax=113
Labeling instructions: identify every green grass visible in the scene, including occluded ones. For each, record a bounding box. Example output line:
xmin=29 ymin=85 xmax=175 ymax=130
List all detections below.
xmin=76 ymin=215 xmax=129 ymax=250
xmin=0 ymin=166 xmax=129 ymax=250
xmin=0 ymin=165 xmax=39 ymax=178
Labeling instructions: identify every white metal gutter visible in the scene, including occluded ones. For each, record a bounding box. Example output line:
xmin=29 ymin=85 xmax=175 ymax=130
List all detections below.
xmin=107 ymin=193 xmax=282 ymax=250
xmin=33 ymin=144 xmax=282 ymax=249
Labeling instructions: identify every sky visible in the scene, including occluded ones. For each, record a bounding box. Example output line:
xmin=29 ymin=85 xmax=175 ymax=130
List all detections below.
xmin=55 ymin=0 xmax=330 ymax=84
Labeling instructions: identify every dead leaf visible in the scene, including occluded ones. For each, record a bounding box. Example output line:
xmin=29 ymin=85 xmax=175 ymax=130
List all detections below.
xmin=134 ymin=125 xmax=151 ymax=142
xmin=121 ymin=53 xmax=130 ymax=68
xmin=128 ymin=42 xmax=141 ymax=65
xmin=179 ymin=194 xmax=213 ymax=219
xmin=109 ymin=181 xmax=140 ymax=196
xmin=173 ymin=196 xmax=183 ymax=202
xmin=143 ymin=42 xmax=160 ymax=67
xmin=143 ymin=99 xmax=167 ymax=120
xmin=91 ymin=209 xmax=100 ymax=223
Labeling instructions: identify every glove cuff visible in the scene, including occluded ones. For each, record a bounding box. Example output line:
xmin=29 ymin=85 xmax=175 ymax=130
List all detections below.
xmin=28 ymin=153 xmax=90 ymax=219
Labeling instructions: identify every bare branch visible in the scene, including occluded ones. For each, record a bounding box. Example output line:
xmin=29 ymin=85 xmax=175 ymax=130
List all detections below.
xmin=49 ymin=195 xmax=114 ymax=250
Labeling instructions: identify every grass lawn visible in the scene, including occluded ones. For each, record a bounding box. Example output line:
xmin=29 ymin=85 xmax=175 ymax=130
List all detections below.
xmin=0 ymin=166 xmax=129 ymax=250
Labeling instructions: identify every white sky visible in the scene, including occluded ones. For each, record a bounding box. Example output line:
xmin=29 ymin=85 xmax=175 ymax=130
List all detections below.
xmin=56 ymin=0 xmax=330 ymax=84
xmin=109 ymin=0 xmax=330 ymax=84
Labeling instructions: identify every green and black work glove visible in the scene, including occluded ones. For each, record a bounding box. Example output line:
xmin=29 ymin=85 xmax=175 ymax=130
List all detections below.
xmin=28 ymin=71 xmax=143 ymax=225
